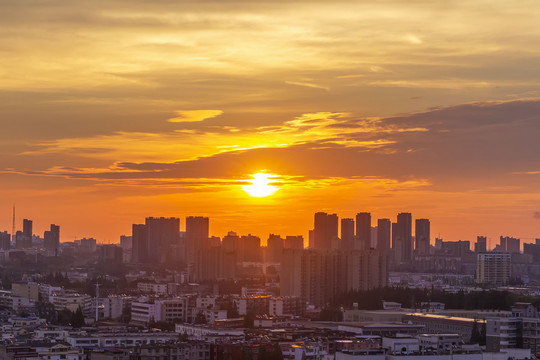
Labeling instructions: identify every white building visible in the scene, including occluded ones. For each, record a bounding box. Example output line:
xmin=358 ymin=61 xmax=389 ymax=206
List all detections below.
xmin=279 ymin=342 xmax=327 ymax=360
xmin=130 ymin=301 xmax=161 ymax=324
xmin=51 ymin=292 xmax=93 ymax=315
xmin=175 ymin=324 xmax=244 ymax=339
xmin=100 ymin=295 xmax=130 ymax=320
xmin=131 ymin=297 xmax=189 ymax=324
xmin=137 ymin=283 xmax=168 ymax=295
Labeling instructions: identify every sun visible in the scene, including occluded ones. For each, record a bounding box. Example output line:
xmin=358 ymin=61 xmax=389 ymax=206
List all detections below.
xmin=242 ymin=172 xmax=280 ymax=198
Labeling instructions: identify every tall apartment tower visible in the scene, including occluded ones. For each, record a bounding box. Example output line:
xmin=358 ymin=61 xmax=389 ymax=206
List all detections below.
xmin=476 ymin=253 xmax=511 ymax=285
xmin=377 ymin=218 xmax=391 ymax=251
xmin=23 ymin=219 xmax=32 ymax=238
xmin=348 ymin=249 xmax=389 ymax=291
xmin=16 ymin=219 xmax=33 ymax=249
xmin=120 ymin=235 xmax=132 ymax=250
xmin=284 ymin=235 xmax=304 ymax=250
xmin=340 ymin=218 xmax=355 ymax=250
xmin=313 ymin=212 xmax=338 ymax=250
xmin=355 ymin=212 xmax=371 ymax=250
xmin=240 ymin=234 xmax=261 ymax=262
xmin=146 ymin=217 xmax=180 ymax=263
xmin=475 ymin=236 xmax=487 ymax=253
xmin=395 ymin=213 xmax=413 ymax=264
xmin=185 ymin=216 xmax=209 ymax=263
xmin=222 ymin=231 xmax=240 ymax=253
xmin=267 ymin=234 xmax=284 ymax=263
xmin=0 ymin=232 xmax=11 ymax=250
xmin=131 ymin=217 xmax=180 ymax=264
xmin=415 ymin=219 xmax=430 ymax=255
xmin=44 ymin=224 xmax=60 ymax=254
xmin=280 ymin=249 xmax=303 ymax=298
xmin=131 ymin=224 xmax=148 ymax=263
xmin=281 ymin=249 xmax=388 ymax=307
xmin=500 ymin=236 xmax=520 ymax=254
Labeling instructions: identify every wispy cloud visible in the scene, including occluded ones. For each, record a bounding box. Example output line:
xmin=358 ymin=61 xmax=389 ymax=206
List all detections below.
xmin=167 ymin=110 xmax=223 ymax=123
xmin=405 ymin=34 xmax=423 ymax=45
xmin=284 ymin=81 xmax=329 ymax=90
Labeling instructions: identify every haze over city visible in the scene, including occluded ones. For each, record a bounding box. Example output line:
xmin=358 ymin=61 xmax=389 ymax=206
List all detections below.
xmin=5 ymin=2 xmax=540 ymax=360
xmin=2 ymin=0 xmax=540 ymax=244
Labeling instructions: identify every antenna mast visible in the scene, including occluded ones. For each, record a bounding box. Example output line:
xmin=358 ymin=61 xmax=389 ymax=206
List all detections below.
xmin=11 ymin=204 xmax=15 ymax=242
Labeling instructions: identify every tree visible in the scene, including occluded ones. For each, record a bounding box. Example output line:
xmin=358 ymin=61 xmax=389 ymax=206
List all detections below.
xmin=470 ymin=320 xmax=483 ymax=344
xmin=57 ymin=309 xmax=73 ymax=326
xmin=243 ymin=311 xmax=255 ymax=328
xmin=318 ymin=306 xmax=343 ymax=322
xmin=194 ymin=311 xmax=208 ymax=325
xmin=178 ymin=331 xmax=189 ymax=342
xmin=71 ymin=306 xmax=86 ymax=328
xmin=480 ymin=323 xmax=487 ymax=346
xmin=227 ymin=301 xmax=240 ymax=318
xmin=259 ymin=343 xmax=283 ymax=360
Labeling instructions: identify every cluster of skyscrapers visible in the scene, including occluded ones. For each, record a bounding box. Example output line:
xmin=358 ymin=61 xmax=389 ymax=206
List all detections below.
xmin=310 ymin=211 xmax=430 ymax=267
xmin=125 ymin=213 xmax=393 ymax=306
xmin=0 ymin=219 xmax=59 ymax=253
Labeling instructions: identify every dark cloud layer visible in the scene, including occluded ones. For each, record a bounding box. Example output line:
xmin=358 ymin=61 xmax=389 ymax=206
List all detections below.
xmin=11 ymin=99 xmax=540 ymax=195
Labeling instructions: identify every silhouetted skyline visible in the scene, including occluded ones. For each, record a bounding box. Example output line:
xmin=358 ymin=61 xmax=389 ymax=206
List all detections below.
xmin=2 ymin=1 xmax=540 ymax=244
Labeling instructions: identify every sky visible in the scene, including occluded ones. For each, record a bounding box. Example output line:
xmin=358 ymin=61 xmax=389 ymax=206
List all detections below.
xmin=2 ymin=0 xmax=540 ymax=246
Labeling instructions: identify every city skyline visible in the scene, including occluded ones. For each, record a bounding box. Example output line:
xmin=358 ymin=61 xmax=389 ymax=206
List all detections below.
xmin=2 ymin=1 xmax=540 ymax=243
xmin=4 ymin=210 xmax=538 ymax=251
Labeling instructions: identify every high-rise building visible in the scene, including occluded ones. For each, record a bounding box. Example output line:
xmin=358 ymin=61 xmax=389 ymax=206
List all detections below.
xmin=499 ymin=236 xmax=520 ymax=254
xmin=0 ymin=231 xmax=10 ymax=250
xmin=281 ymin=249 xmax=303 ymax=298
xmin=131 ymin=224 xmax=148 ymax=263
xmin=355 ymin=212 xmax=371 ymax=250
xmin=281 ymin=249 xmax=388 ymax=307
xmin=371 ymin=226 xmax=378 ymax=249
xmin=120 ymin=235 xmax=132 ymax=250
xmin=415 ymin=219 xmax=430 ymax=255
xmin=391 ymin=222 xmax=401 ymax=263
xmin=394 ymin=213 xmax=413 ymax=264
xmin=348 ymin=249 xmax=389 ymax=292
xmin=44 ymin=224 xmax=60 ymax=253
xmin=15 ymin=219 xmax=33 ymax=249
xmin=442 ymin=240 xmax=470 ymax=257
xmin=15 ymin=231 xmax=28 ymax=249
xmin=119 ymin=235 xmax=133 ymax=263
xmin=524 ymin=242 xmax=540 ymax=262
xmin=313 ymin=212 xmax=338 ymax=250
xmin=476 ymin=253 xmax=511 ymax=286
xmin=284 ymin=235 xmax=304 ymax=250
xmin=131 ymin=217 xmax=180 ymax=264
xmin=80 ymin=237 xmax=96 ymax=253
xmin=241 ymin=234 xmax=261 ymax=262
xmin=300 ymin=250 xmax=348 ymax=306
xmin=475 ymin=236 xmax=487 ymax=253
xmin=377 ymin=219 xmax=391 ymax=251
xmin=194 ymin=242 xmax=236 ymax=282
xmin=100 ymin=244 xmax=123 ymax=263
xmin=23 ymin=219 xmax=32 ymax=238
xmin=222 ymin=231 xmax=240 ymax=253
xmin=185 ymin=216 xmax=209 ymax=264
xmin=145 ymin=217 xmax=180 ymax=264
xmin=267 ymin=234 xmax=284 ymax=263
xmin=340 ymin=218 xmax=355 ymax=250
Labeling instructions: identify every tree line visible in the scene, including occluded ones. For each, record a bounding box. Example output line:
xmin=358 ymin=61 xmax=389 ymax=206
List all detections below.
xmin=335 ymin=286 xmax=540 ymax=310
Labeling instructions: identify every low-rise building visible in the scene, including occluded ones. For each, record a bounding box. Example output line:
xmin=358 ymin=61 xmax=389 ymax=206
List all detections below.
xmin=403 ymin=313 xmax=485 ymax=341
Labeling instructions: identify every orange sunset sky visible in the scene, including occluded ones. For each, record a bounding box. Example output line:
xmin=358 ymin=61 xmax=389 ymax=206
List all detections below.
xmin=1 ymin=0 xmax=540 ymax=246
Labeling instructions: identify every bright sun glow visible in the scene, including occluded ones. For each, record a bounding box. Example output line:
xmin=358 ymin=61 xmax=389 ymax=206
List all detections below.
xmin=242 ymin=172 xmax=279 ymax=197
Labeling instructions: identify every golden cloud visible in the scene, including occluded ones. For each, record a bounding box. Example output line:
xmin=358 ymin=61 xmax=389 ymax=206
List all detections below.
xmin=167 ymin=110 xmax=223 ymax=123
